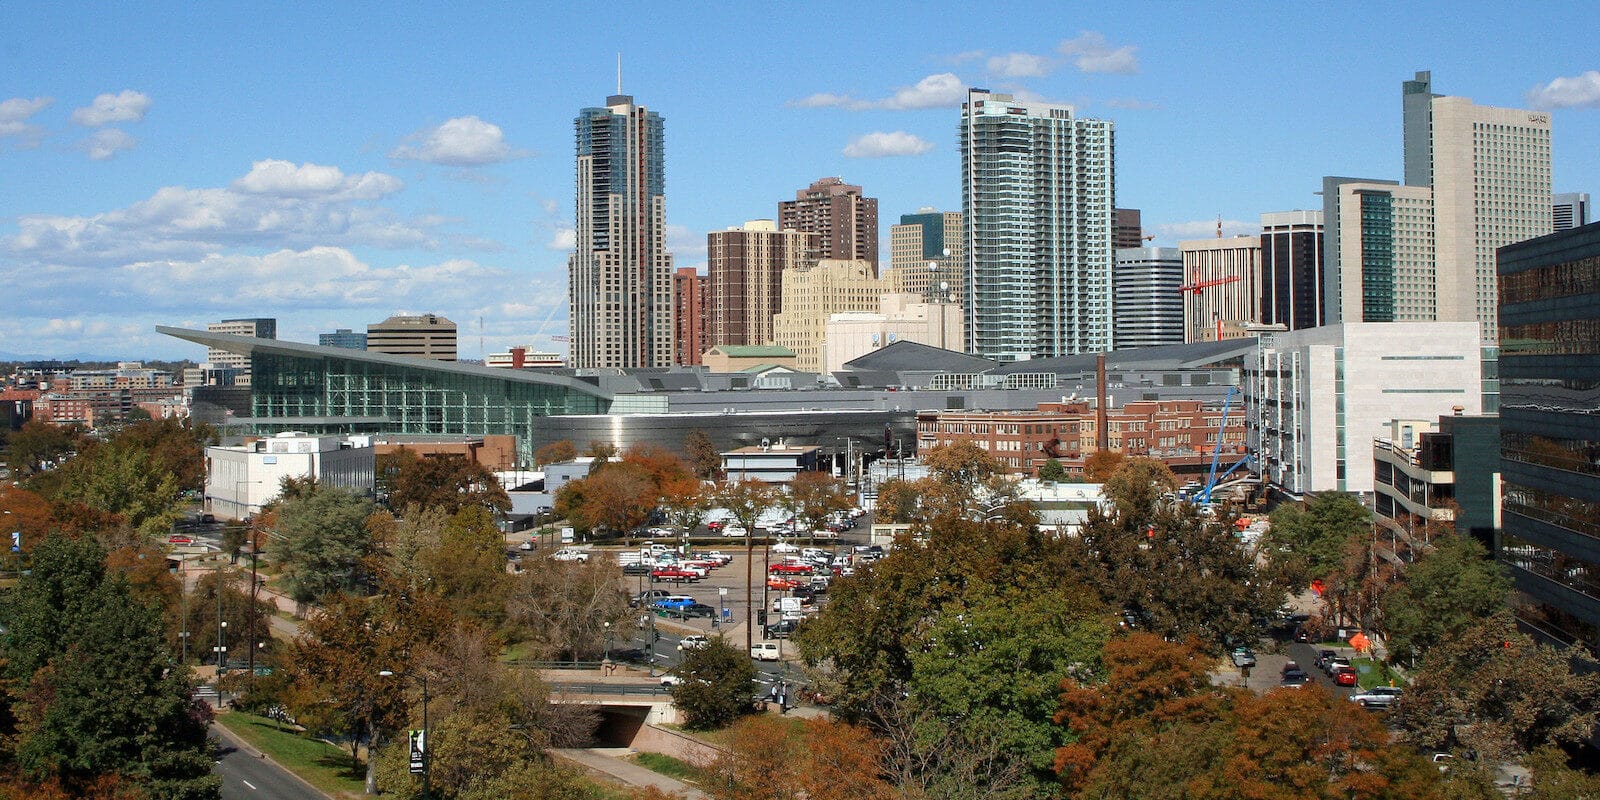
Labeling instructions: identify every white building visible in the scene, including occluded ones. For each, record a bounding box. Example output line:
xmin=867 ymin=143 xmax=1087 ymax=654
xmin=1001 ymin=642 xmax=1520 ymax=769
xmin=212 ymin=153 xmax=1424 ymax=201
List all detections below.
xmin=1180 ymin=236 xmax=1262 ymax=342
xmin=822 ymin=293 xmax=963 ymax=374
xmin=204 ymin=432 xmax=375 ymax=519
xmin=722 ymin=443 xmax=823 ymax=485
xmin=1244 ymin=322 xmax=1482 ymax=496
xmin=1113 ymin=247 xmax=1184 ymax=349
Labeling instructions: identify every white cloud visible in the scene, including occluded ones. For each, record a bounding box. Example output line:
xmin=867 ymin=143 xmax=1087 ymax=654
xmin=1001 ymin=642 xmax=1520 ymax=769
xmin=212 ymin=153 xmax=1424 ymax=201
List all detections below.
xmin=1057 ymin=32 xmax=1139 ymax=74
xmin=231 ymin=159 xmax=404 ymax=200
xmin=947 ymin=50 xmax=987 ymax=64
xmin=389 ymin=116 xmax=525 ymax=166
xmin=789 ymin=72 xmax=966 ymax=111
xmin=0 ymin=96 xmax=52 ymax=137
xmin=78 ymin=128 xmax=136 ymax=160
xmin=987 ymin=52 xmax=1054 ymax=78
xmin=666 ymin=224 xmax=706 ymax=260
xmin=1157 ymin=219 xmax=1258 ymax=241
xmin=842 ymin=131 xmax=934 ymax=158
xmin=1104 ymin=97 xmax=1160 ymax=111
xmin=547 ymin=227 xmax=576 ymax=250
xmin=71 ymin=90 xmax=152 ymax=126
xmin=1527 ymin=70 xmax=1600 ymax=110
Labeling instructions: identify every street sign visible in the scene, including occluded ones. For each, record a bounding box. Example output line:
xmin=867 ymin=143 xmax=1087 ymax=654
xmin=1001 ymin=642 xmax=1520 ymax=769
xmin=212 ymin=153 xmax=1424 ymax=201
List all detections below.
xmin=718 ymin=587 xmax=728 ymax=596
xmin=408 ymin=729 xmax=426 ymax=774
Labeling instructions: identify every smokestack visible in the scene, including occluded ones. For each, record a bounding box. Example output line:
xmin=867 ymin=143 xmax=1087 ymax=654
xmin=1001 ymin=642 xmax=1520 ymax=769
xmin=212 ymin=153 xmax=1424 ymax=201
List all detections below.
xmin=1096 ymin=354 xmax=1109 ymax=452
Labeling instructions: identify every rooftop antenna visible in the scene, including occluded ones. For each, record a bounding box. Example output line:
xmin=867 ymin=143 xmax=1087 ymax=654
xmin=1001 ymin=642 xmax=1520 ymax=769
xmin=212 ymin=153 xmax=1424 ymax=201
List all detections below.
xmin=616 ymin=53 xmax=622 ymax=95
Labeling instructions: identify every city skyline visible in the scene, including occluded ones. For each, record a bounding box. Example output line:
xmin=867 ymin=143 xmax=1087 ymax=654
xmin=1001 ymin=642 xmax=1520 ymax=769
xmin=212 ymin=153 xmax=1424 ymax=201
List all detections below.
xmin=2 ymin=2 xmax=1598 ymax=360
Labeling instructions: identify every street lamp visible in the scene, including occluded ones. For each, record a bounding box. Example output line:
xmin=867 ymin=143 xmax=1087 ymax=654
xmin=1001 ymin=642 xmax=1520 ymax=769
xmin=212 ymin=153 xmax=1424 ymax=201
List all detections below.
xmin=379 ymin=670 xmax=430 ymax=800
xmin=603 ymin=621 xmax=612 ymax=661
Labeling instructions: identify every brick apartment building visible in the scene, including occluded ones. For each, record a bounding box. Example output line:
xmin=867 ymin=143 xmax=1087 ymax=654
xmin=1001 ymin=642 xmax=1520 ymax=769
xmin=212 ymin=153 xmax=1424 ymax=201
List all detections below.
xmin=916 ymin=399 xmax=1247 ymax=476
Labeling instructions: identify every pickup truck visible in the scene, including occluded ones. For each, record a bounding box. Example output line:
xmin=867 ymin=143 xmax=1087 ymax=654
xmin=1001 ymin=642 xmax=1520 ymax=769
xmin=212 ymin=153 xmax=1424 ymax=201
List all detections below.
xmin=768 ymin=563 xmax=813 ymax=576
xmin=651 ymin=567 xmax=700 ymax=582
xmin=550 ymin=548 xmax=589 ymax=563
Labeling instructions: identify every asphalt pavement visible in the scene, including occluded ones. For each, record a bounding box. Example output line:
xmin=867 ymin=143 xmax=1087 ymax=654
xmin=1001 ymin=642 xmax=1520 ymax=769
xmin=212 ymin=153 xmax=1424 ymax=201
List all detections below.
xmin=212 ymin=722 xmax=331 ymax=800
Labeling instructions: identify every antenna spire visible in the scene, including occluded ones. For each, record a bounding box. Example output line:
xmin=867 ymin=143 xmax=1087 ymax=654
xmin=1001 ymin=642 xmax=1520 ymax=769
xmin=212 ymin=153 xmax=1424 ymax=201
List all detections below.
xmin=616 ymin=53 xmax=622 ymax=95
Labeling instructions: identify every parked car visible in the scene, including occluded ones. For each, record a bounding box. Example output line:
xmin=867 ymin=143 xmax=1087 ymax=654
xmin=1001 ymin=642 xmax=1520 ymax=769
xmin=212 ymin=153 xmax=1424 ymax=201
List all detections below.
xmin=1333 ymin=666 xmax=1359 ymax=687
xmin=1280 ymin=661 xmax=1301 ymax=677
xmin=1230 ymin=648 xmax=1257 ymax=668
xmin=651 ymin=567 xmax=699 ymax=583
xmin=1314 ymin=650 xmax=1338 ymax=671
xmin=771 ymin=540 xmax=800 ymax=554
xmin=765 ymin=619 xmax=799 ymax=639
xmin=1324 ymin=656 xmax=1352 ymax=676
xmin=769 ymin=562 xmax=813 ymax=576
xmin=633 ymin=589 xmax=673 ymax=607
xmin=767 ymin=576 xmax=803 ymax=590
xmin=551 ymin=548 xmax=590 ymax=563
xmin=651 ymin=595 xmax=696 ymax=611
xmin=167 ymin=535 xmax=193 ymax=545
xmin=1348 ymin=686 xmax=1403 ymax=709
xmin=623 ymin=562 xmax=652 ymax=575
xmin=1280 ymin=669 xmax=1312 ymax=687
xmin=750 ymin=642 xmax=781 ymax=661
xmin=519 ymin=539 xmax=538 ymax=551
xmin=699 ymin=551 xmax=733 ymax=565
xmin=679 ymin=603 xmax=717 ymax=619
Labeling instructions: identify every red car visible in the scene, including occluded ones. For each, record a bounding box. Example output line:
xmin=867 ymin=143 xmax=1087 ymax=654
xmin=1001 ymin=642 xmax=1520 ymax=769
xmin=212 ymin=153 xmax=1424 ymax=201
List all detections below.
xmin=767 ymin=576 xmax=803 ymax=590
xmin=650 ymin=567 xmax=699 ymax=583
xmin=768 ymin=563 xmax=813 ymax=576
xmin=167 ymin=535 xmax=193 ymax=545
xmin=1333 ymin=667 xmax=1359 ymax=687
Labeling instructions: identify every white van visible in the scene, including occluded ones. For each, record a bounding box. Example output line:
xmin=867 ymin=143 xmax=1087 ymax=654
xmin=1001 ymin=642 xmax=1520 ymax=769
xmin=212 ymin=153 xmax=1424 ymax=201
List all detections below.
xmin=750 ymin=642 xmax=781 ymax=662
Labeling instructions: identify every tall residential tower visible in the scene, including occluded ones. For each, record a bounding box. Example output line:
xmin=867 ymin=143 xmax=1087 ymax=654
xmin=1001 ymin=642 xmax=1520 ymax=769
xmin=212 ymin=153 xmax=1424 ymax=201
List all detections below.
xmin=778 ymin=177 xmax=878 ymax=269
xmin=961 ymin=89 xmax=1115 ymax=361
xmin=569 ymin=94 xmax=674 ymax=369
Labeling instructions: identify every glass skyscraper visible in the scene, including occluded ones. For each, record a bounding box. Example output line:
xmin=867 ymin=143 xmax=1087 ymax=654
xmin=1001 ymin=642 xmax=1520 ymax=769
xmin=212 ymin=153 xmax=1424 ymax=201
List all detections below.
xmin=961 ymin=89 xmax=1115 ymax=362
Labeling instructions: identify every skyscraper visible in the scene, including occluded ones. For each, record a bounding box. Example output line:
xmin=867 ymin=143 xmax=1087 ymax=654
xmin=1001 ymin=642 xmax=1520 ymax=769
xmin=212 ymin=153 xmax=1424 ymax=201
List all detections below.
xmin=961 ymin=89 xmax=1115 ymax=361
xmin=569 ymin=94 xmax=674 ymax=369
xmin=206 ymin=318 xmax=275 ymax=384
xmin=672 ymin=267 xmax=707 ymax=365
xmin=1114 ymin=208 xmax=1145 ymax=250
xmin=1403 ymin=70 xmax=1552 ymax=343
xmin=706 ymin=220 xmax=815 ymax=347
xmin=1322 ymin=177 xmax=1436 ymax=324
xmin=318 ymin=328 xmax=367 ymax=350
xmin=1553 ymin=193 xmax=1591 ymax=231
xmin=1259 ymin=210 xmax=1325 ymax=330
xmin=367 ymin=314 xmax=457 ymax=361
xmin=889 ymin=209 xmax=963 ymax=304
xmin=1179 ymin=236 xmax=1261 ymax=342
xmin=778 ymin=177 xmax=878 ymax=268
xmin=1113 ymin=247 xmax=1183 ymax=349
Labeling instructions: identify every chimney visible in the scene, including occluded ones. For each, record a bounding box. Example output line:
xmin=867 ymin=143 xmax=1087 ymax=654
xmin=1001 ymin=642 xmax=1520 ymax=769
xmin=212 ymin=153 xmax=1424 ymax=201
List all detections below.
xmin=1096 ymin=354 xmax=1109 ymax=452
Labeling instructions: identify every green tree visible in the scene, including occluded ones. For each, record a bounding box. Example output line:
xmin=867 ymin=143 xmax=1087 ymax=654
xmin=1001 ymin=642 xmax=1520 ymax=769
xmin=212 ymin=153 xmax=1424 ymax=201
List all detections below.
xmin=584 ymin=440 xmax=617 ymax=462
xmin=182 ymin=567 xmax=276 ymax=667
xmin=1099 ymin=456 xmax=1177 ymax=522
xmin=274 ymin=487 xmax=378 ymax=603
xmin=668 ymin=637 xmax=758 ymax=730
xmin=416 ymin=506 xmax=512 ymax=624
xmin=1381 ymin=534 xmax=1511 ymax=665
xmin=4 ymin=419 xmax=86 ymax=477
xmin=108 ymin=417 xmax=215 ymax=493
xmin=1 ymin=533 xmax=218 ymax=799
xmin=1265 ymin=491 xmax=1373 ymax=589
xmin=684 ymin=428 xmax=723 ymax=480
xmin=49 ymin=440 xmax=182 ymax=534
xmin=1037 ymin=458 xmax=1068 ymax=483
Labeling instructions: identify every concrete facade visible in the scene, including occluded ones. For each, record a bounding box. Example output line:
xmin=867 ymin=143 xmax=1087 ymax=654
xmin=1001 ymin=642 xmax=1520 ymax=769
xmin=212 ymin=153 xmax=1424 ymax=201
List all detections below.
xmin=366 ymin=314 xmax=458 ymax=361
xmin=888 ymin=210 xmax=963 ymax=304
xmin=772 ymin=260 xmax=891 ymax=372
xmin=1245 ymin=322 xmax=1482 ymax=496
xmin=1323 ymin=178 xmax=1438 ymax=324
xmin=1180 ymin=237 xmax=1262 ymax=342
xmin=822 ymin=294 xmax=963 ymax=374
xmin=204 ymin=433 xmax=375 ymax=519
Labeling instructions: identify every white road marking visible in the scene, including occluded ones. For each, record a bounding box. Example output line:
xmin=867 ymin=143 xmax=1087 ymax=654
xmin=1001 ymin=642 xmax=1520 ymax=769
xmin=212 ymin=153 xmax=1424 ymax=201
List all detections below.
xmin=242 ymin=779 xmax=257 ymax=791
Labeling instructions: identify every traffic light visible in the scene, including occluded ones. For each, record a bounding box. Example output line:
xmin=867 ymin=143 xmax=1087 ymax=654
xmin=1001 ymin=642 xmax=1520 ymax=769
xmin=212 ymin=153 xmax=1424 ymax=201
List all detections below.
xmin=757 ymin=610 xmax=768 ymax=627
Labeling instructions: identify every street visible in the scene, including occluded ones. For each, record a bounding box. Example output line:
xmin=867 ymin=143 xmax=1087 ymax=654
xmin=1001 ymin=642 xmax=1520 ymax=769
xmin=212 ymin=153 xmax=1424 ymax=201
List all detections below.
xmin=212 ymin=724 xmax=328 ymax=800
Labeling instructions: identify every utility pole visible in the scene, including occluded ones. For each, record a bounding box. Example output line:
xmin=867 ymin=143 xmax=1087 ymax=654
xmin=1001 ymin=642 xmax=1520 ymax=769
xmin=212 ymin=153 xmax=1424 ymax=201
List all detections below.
xmin=246 ymin=532 xmax=260 ymax=687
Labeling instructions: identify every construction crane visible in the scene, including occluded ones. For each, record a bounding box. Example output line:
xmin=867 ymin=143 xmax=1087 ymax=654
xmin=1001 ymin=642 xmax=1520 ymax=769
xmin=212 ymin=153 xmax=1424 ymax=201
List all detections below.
xmin=1200 ymin=386 xmax=1243 ymax=505
xmin=1178 ymin=275 xmax=1241 ymax=294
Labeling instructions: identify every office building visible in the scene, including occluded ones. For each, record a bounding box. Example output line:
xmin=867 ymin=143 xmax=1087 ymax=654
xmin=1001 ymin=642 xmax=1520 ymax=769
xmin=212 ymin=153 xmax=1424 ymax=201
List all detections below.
xmin=318 ymin=328 xmax=367 ymax=350
xmin=570 ymin=94 xmax=674 ymax=369
xmin=1403 ymin=70 xmax=1552 ymax=344
xmin=823 ymin=293 xmax=964 ymax=373
xmin=1259 ymin=211 xmax=1325 ymax=330
xmin=1179 ymin=236 xmax=1262 ymax=342
xmin=206 ymin=318 xmax=275 ymax=384
xmin=366 ymin=314 xmax=457 ymax=361
xmin=889 ymin=209 xmax=963 ymax=304
xmin=484 ymin=347 xmax=564 ymax=369
xmin=1372 ymin=412 xmax=1499 ymax=553
xmin=1553 ymin=193 xmax=1590 ymax=232
xmin=1113 ymin=247 xmax=1184 ymax=349
xmin=772 ymin=259 xmax=891 ymax=372
xmin=706 ymin=220 xmax=815 ymax=348
xmin=961 ymin=88 xmax=1115 ymax=361
xmin=673 ymin=267 xmax=708 ymax=365
xmin=1114 ymin=208 xmax=1145 ymax=250
xmin=205 ymin=433 xmax=375 ymax=520
xmin=1244 ymin=322 xmax=1482 ymax=496
xmin=778 ymin=177 xmax=878 ymax=268
xmin=1323 ymin=177 xmax=1438 ymax=324
xmin=1497 ymin=221 xmax=1600 ymax=649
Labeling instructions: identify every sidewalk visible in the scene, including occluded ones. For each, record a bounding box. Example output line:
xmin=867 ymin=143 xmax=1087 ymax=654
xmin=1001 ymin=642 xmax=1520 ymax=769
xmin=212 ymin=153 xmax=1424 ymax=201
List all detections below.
xmin=551 ymin=747 xmax=707 ymax=800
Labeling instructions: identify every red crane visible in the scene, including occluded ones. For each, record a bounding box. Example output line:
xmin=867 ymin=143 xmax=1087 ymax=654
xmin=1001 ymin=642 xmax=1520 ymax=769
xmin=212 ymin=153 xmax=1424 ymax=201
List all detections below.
xmin=1178 ymin=275 xmax=1241 ymax=294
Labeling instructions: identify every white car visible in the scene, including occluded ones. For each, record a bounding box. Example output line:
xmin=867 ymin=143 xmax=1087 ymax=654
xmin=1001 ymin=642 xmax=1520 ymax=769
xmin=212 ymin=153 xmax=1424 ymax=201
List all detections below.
xmin=700 ymin=551 xmax=733 ymax=565
xmin=750 ymin=642 xmax=781 ymax=661
xmin=770 ymin=541 xmax=799 ymax=554
xmin=679 ymin=635 xmax=709 ymax=650
xmin=1349 ymin=686 xmax=1403 ymax=709
xmin=722 ymin=525 xmax=748 ymax=538
xmin=550 ymin=548 xmax=589 ymax=563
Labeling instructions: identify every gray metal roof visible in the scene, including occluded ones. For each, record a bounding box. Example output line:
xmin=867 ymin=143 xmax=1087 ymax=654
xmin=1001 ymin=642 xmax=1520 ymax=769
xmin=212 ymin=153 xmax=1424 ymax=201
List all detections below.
xmin=987 ymin=339 xmax=1258 ymax=375
xmin=156 ymin=326 xmax=613 ymax=400
xmin=841 ymin=340 xmax=999 ymax=374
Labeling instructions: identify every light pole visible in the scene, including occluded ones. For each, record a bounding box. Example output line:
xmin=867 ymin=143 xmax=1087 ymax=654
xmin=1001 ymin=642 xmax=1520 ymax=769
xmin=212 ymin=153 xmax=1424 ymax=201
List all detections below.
xmin=603 ymin=621 xmax=612 ymax=661
xmin=379 ymin=670 xmax=430 ymax=800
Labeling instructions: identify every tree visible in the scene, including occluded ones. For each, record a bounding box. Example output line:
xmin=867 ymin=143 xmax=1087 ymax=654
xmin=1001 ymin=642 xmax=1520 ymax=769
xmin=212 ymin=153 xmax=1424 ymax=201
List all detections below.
xmin=704 ymin=716 xmax=895 ymax=800
xmin=659 ymin=475 xmax=710 ymax=539
xmin=1081 ymin=450 xmax=1126 ymax=482
xmin=872 ymin=478 xmax=923 ymax=524
xmin=1 ymin=533 xmax=218 ymax=799
xmin=1099 ymin=457 xmax=1177 ymax=522
xmin=4 ymin=419 xmax=86 ymax=477
xmin=1381 ymin=534 xmax=1511 ymax=665
xmin=620 ymin=442 xmax=693 ymax=492
xmin=1265 ymin=491 xmax=1374 ymax=590
xmin=921 ymin=441 xmax=1003 ymax=484
xmin=786 ymin=471 xmax=851 ymax=544
xmin=390 ymin=454 xmax=511 ymax=515
xmin=666 ymin=637 xmax=757 ymax=730
xmin=1393 ymin=611 xmax=1600 ymax=762
xmin=107 ymin=417 xmax=215 ymax=493
xmin=415 ymin=506 xmax=512 ymax=625
xmin=534 ymin=439 xmax=578 ymax=467
xmin=505 ymin=557 xmax=629 ymax=661
xmin=48 ymin=440 xmax=182 ymax=534
xmin=1037 ymin=458 xmax=1068 ymax=483
xmin=585 ymin=440 xmax=617 ymax=463
xmin=273 ymin=487 xmax=378 ymax=603
xmin=684 ymin=428 xmax=722 ymax=480
xmin=562 ymin=462 xmax=657 ymax=537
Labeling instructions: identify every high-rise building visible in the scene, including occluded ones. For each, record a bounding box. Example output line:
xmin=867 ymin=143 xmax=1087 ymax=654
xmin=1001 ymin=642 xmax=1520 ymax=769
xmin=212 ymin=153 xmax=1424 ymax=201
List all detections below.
xmin=961 ymin=89 xmax=1116 ymax=361
xmin=366 ymin=314 xmax=457 ymax=361
xmin=706 ymin=220 xmax=815 ymax=348
xmin=1259 ymin=210 xmax=1325 ymax=330
xmin=1323 ymin=177 xmax=1437 ymax=324
xmin=889 ymin=209 xmax=963 ymax=304
xmin=1553 ymin=193 xmax=1591 ymax=231
xmin=1113 ymin=247 xmax=1184 ymax=349
xmin=569 ymin=94 xmax=674 ymax=369
xmin=206 ymin=318 xmax=276 ymax=384
xmin=778 ymin=177 xmax=878 ymax=268
xmin=772 ymin=259 xmax=891 ymax=372
xmin=318 ymin=328 xmax=367 ymax=350
xmin=1497 ymin=221 xmax=1600 ymax=649
xmin=1114 ymin=208 xmax=1145 ymax=250
xmin=673 ymin=267 xmax=707 ymax=365
xmin=1179 ymin=236 xmax=1262 ymax=342
xmin=1403 ymin=70 xmax=1552 ymax=343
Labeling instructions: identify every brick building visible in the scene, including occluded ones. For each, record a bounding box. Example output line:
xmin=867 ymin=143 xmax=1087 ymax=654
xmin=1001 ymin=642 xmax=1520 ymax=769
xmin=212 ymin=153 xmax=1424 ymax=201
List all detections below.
xmin=916 ymin=399 xmax=1247 ymax=476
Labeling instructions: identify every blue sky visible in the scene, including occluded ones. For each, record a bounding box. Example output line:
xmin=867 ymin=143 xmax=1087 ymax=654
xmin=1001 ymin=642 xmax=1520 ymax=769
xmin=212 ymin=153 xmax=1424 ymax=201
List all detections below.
xmin=2 ymin=1 xmax=1597 ymax=360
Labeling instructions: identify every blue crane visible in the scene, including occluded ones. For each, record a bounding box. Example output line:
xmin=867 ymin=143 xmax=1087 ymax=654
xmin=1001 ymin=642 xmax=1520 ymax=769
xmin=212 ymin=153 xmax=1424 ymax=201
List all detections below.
xmin=1200 ymin=386 xmax=1244 ymax=505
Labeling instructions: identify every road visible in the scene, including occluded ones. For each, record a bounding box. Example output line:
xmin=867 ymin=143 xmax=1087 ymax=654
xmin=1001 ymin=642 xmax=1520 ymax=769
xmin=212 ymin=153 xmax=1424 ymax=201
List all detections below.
xmin=212 ymin=724 xmax=330 ymax=800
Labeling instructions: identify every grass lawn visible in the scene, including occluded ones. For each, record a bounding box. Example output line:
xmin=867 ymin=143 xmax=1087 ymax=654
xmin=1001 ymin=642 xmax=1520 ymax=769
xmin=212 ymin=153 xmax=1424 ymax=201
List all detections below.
xmin=1350 ymin=657 xmax=1402 ymax=690
xmin=631 ymin=752 xmax=710 ymax=785
xmin=216 ymin=711 xmax=366 ymax=797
